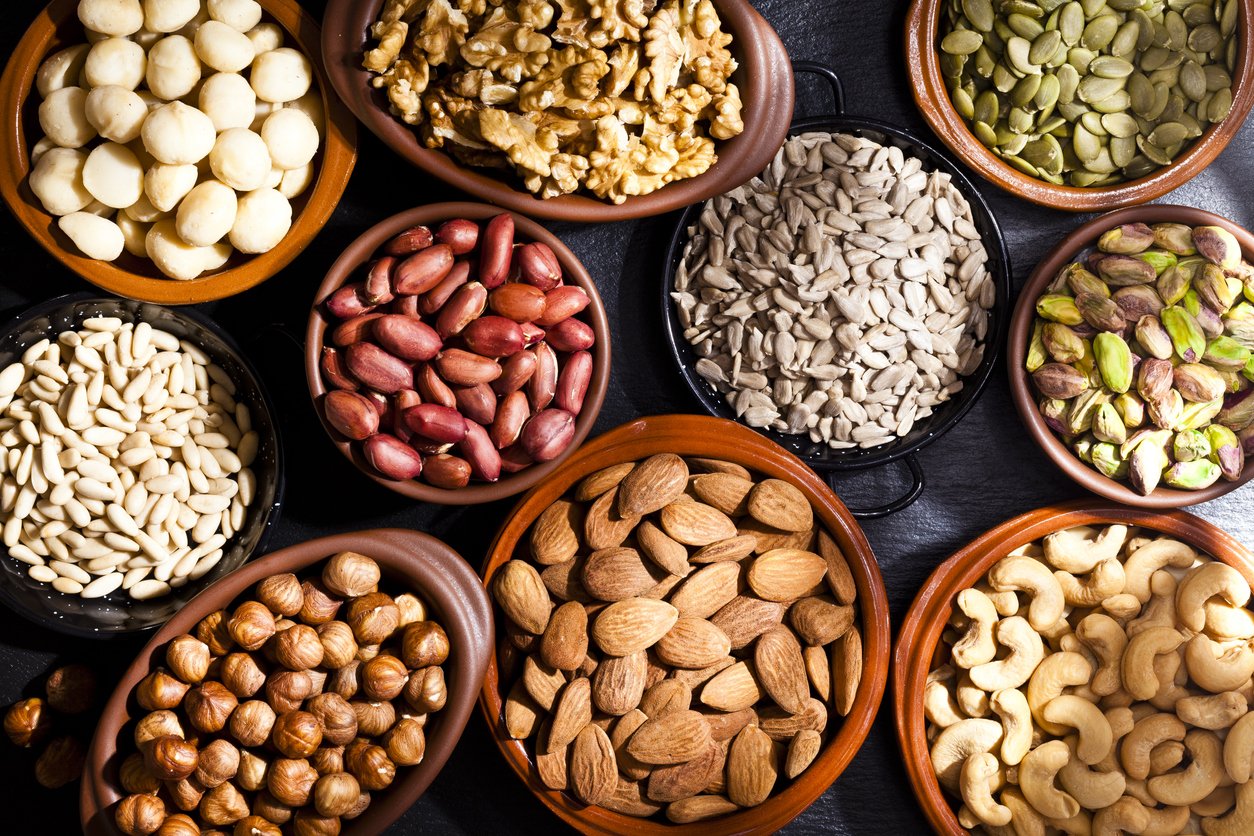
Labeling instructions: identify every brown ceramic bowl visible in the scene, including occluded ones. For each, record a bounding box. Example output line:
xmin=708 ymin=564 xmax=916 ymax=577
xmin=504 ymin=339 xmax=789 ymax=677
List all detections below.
xmin=320 ymin=0 xmax=794 ymax=222
xmin=478 ymin=414 xmax=891 ymax=834
xmin=1008 ymin=205 xmax=1254 ymax=508
xmin=79 ymin=528 xmax=493 ymax=836
xmin=893 ymin=500 xmax=1254 ymax=835
xmin=306 ymin=202 xmax=611 ymax=505
xmin=904 ymin=0 xmax=1254 ymax=211
xmin=0 ymin=0 xmax=358 ymax=305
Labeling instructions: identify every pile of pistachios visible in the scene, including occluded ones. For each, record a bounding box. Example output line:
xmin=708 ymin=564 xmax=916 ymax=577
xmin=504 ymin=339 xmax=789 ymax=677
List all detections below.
xmin=939 ymin=0 xmax=1240 ymax=187
xmin=1027 ymin=220 xmax=1254 ymax=493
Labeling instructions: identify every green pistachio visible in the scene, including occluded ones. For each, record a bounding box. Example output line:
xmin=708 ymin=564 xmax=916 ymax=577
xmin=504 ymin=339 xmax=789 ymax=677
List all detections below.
xmin=1094 ymin=332 xmax=1134 ymax=394
xmin=1135 ymin=314 xmax=1174 ymax=360
xmin=1164 ymin=459 xmax=1222 ymax=490
xmin=1033 ymin=362 xmax=1090 ymax=399
xmin=1161 ymin=305 xmax=1206 ymax=363
xmin=1134 ymin=250 xmax=1178 ymax=276
xmin=1195 ymin=263 xmax=1239 ymax=314
xmin=1037 ymin=293 xmax=1084 ymax=325
xmin=1204 ymin=336 xmax=1252 ymax=370
xmin=1074 ymin=339 xmax=1102 ymax=388
xmin=1218 ymin=390 xmax=1254 ymax=431
xmin=1156 ymin=265 xmax=1192 ymax=306
xmin=1093 ymin=402 xmax=1129 ymax=444
xmin=1148 ymin=389 xmax=1186 ymax=431
xmin=1076 ymin=292 xmax=1127 ymax=333
xmin=1137 ymin=358 xmax=1175 ymax=403
xmin=1091 ymin=442 xmax=1129 ymax=479
xmin=1218 ymin=369 xmax=1248 ymax=395
xmin=1172 ymin=429 xmax=1212 ymax=462
xmin=1152 ymin=223 xmax=1198 ymax=255
xmin=1026 ymin=320 xmax=1048 ymax=373
xmin=1206 ymin=424 xmax=1244 ymax=481
xmin=1064 ymin=264 xmax=1111 ymax=298
xmin=1173 ymin=363 xmax=1228 ymax=403
xmin=1246 ymin=355 xmax=1254 ymax=383
xmin=1193 ymin=225 xmax=1242 ymax=271
xmin=1043 ymin=322 xmax=1087 ymax=363
xmin=1073 ymin=434 xmax=1097 ymax=464
xmin=1113 ymin=285 xmax=1165 ymax=321
xmin=1098 ymin=223 xmax=1156 ymax=254
xmin=1098 ymin=254 xmax=1157 ymax=286
xmin=1067 ymin=388 xmax=1113 ymax=435
xmin=1039 ymin=397 xmax=1071 ymax=435
xmin=1128 ymin=435 xmax=1170 ymax=495
xmin=1179 ymin=398 xmax=1225 ymax=432
xmin=1114 ymin=392 xmax=1146 ymax=428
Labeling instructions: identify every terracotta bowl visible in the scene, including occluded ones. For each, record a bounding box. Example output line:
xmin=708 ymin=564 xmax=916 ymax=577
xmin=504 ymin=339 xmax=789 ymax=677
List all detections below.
xmin=893 ymin=500 xmax=1254 ymax=835
xmin=306 ymin=202 xmax=611 ymax=505
xmin=478 ymin=414 xmax=891 ymax=834
xmin=904 ymin=0 xmax=1254 ymax=211
xmin=320 ymin=0 xmax=794 ymax=222
xmin=79 ymin=528 xmax=493 ymax=836
xmin=0 ymin=0 xmax=358 ymax=305
xmin=1008 ymin=205 xmax=1254 ymax=508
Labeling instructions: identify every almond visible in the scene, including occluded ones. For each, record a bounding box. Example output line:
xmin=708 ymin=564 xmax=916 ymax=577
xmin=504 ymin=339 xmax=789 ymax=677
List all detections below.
xmin=746 ymin=549 xmax=827 ymax=602
xmin=666 ymin=794 xmax=740 ymax=823
xmin=574 ymin=462 xmax=635 ymax=501
xmin=584 ymin=487 xmax=641 ymax=551
xmin=789 ymin=595 xmax=855 ymax=646
xmin=569 ymin=724 xmax=617 ymax=806
xmin=591 ymin=650 xmax=647 ymax=716
xmin=534 ymin=719 xmax=568 ymax=790
xmin=636 ymin=520 xmax=692 ymax=577
xmin=691 ymin=473 xmax=754 ymax=516
xmin=522 ymin=655 xmax=566 ymax=711
xmin=618 ymin=453 xmax=689 ymax=516
xmin=785 ymin=729 xmax=823 ymax=779
xmin=818 ymin=529 xmax=857 ymax=604
xmin=710 ymin=596 xmax=787 ymax=650
xmin=660 ymin=501 xmax=738 ymax=546
xmin=831 ymin=624 xmax=862 ymax=717
xmin=701 ymin=706 xmax=757 ymax=741
xmin=530 ymin=499 xmax=582 ymax=565
xmin=625 ymin=709 xmax=712 ymax=765
xmin=591 ymin=598 xmax=679 ymax=656
xmin=639 ymin=679 xmax=692 ymax=718
xmin=690 ymin=534 xmax=758 ymax=564
xmin=655 ymin=617 xmax=733 ymax=670
xmin=670 ymin=657 xmax=736 ymax=691
xmin=804 ymin=645 xmax=831 ymax=702
xmin=582 ymin=547 xmax=663 ymax=602
xmin=601 ymin=776 xmax=665 ymax=818
xmin=643 ymin=573 xmax=685 ymax=601
xmin=492 ymin=560 xmax=552 ymax=634
xmin=669 ymin=562 xmax=740 ymax=619
xmin=610 ymin=708 xmax=652 ymax=781
xmin=506 ymin=621 xmax=538 ymax=653
xmin=758 ymin=697 xmax=828 ymax=742
xmin=645 ymin=655 xmax=668 ymax=689
xmin=738 ymin=519 xmax=816 ymax=554
xmin=727 ymin=724 xmax=778 ymax=807
xmin=753 ymin=626 xmax=810 ymax=714
xmin=539 ymin=601 xmax=589 ymax=671
xmin=504 ymin=680 xmax=541 ymax=739
xmin=540 ymin=557 xmax=590 ymax=603
xmin=647 ymin=738 xmax=727 ymax=803
xmin=685 ymin=457 xmax=752 ymax=479
xmin=746 ymin=478 xmax=813 ymax=532
xmin=546 ymin=677 xmax=592 ymax=753
xmin=700 ymin=661 xmax=763 ymax=712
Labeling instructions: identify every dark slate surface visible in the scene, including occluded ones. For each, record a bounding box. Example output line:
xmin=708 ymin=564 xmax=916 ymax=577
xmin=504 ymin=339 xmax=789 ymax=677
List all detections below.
xmin=1 ymin=1 xmax=1252 ymax=833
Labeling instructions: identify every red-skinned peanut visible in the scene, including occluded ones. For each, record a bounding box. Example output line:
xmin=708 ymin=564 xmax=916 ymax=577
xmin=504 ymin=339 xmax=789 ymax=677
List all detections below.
xmin=546 ymin=318 xmax=595 ymax=352
xmin=435 ymin=219 xmax=479 ymax=255
xmin=518 ymin=242 xmax=562 ymax=291
xmin=528 ymin=343 xmax=558 ymax=411
xmin=415 ymin=364 xmax=457 ymax=409
xmin=419 ymin=261 xmax=470 ymax=316
xmin=363 ymin=258 xmax=396 ymax=306
xmin=434 ymin=282 xmax=488 ymax=338
xmin=454 ymin=384 xmax=497 ymax=426
xmin=422 ymin=454 xmax=473 ymax=489
xmin=403 ymin=404 xmax=467 ymax=444
xmin=363 ymin=434 xmax=423 ymax=480
xmin=325 ymin=283 xmax=373 ymax=320
xmin=394 ymin=244 xmax=454 ymax=295
xmin=490 ymin=390 xmax=529 ymax=449
xmin=462 ymin=316 xmax=525 ymax=357
xmin=435 ymin=349 xmax=502 ymax=386
xmin=555 ymin=350 xmax=592 ymax=415
xmin=383 ymin=225 xmax=433 ymax=256
xmin=332 ymin=313 xmax=383 ymax=347
xmin=459 ymin=421 xmax=501 ymax=482
xmin=345 ymin=342 xmax=414 ymax=395
xmin=489 ymin=283 xmax=547 ymax=323
xmin=324 ymin=391 xmax=379 ymax=441
xmin=493 ymin=351 xmax=537 ymax=395
xmin=520 ymin=408 xmax=576 ymax=462
xmin=536 ymin=286 xmax=590 ymax=327
xmin=372 ymin=315 xmax=443 ymax=362
xmin=479 ymin=214 xmax=515 ymax=289
xmin=321 ymin=348 xmax=358 ymax=391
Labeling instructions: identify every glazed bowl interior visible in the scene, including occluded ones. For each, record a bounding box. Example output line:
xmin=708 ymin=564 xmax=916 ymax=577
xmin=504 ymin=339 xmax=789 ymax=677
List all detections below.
xmin=904 ymin=0 xmax=1254 ymax=211
xmin=80 ymin=528 xmax=493 ymax=836
xmin=0 ymin=0 xmax=357 ymax=305
xmin=893 ymin=501 xmax=1254 ymax=835
xmin=320 ymin=0 xmax=794 ymax=222
xmin=0 ymin=294 xmax=283 ymax=637
xmin=1007 ymin=205 xmax=1254 ymax=508
xmin=478 ymin=414 xmax=891 ymax=835
xmin=663 ymin=113 xmax=1012 ymax=474
xmin=306 ymin=202 xmax=611 ymax=506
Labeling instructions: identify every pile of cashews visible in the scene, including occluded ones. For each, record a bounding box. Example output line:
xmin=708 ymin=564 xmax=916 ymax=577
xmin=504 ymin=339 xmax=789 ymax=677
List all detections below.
xmin=27 ymin=0 xmax=323 ymax=280
xmin=926 ymin=524 xmax=1254 ymax=836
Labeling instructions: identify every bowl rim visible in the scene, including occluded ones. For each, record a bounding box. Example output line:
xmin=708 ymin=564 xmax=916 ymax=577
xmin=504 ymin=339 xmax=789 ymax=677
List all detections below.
xmin=305 ymin=201 xmax=612 ymax=505
xmin=891 ymin=499 xmax=1254 ymax=836
xmin=1007 ymin=204 xmax=1254 ymax=508
xmin=904 ymin=0 xmax=1254 ymax=211
xmin=319 ymin=0 xmax=796 ymax=222
xmin=476 ymin=413 xmax=891 ymax=835
xmin=79 ymin=527 xmax=494 ymax=836
xmin=0 ymin=292 xmax=286 ymax=638
xmin=0 ymin=0 xmax=359 ymax=305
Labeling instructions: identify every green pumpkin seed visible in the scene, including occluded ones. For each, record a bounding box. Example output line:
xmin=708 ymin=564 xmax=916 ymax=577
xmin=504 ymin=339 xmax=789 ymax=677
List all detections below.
xmin=1079 ymin=0 xmax=1107 ymax=16
xmin=1004 ymin=0 xmax=1045 ymax=17
xmin=1179 ymin=59 xmax=1208 ymax=100
xmin=942 ymin=29 xmax=986 ymax=55
xmin=1001 ymin=132 xmax=1031 ymax=155
xmin=962 ymin=0 xmax=996 ymax=32
xmin=1146 ymin=82 xmax=1171 ymax=119
xmin=1077 ymin=74 xmax=1127 ymax=104
xmin=1084 ymin=146 xmax=1118 ymax=173
xmin=1151 ymin=18 xmax=1171 ymax=49
xmin=1110 ymin=20 xmax=1140 ymax=58
xmin=994 ymin=64 xmax=1019 ymax=92
xmin=1039 ymin=115 xmax=1069 ymax=133
xmin=1009 ymin=12 xmax=1046 ymax=39
xmin=1110 ymin=133 xmax=1138 ymax=167
xmin=1082 ymin=16 xmax=1120 ymax=50
xmin=1068 ymin=46 xmax=1097 ymax=74
xmin=1138 ymin=134 xmax=1175 ymax=165
xmin=1177 ymin=112 xmax=1204 ymax=138
xmin=1188 ymin=22 xmax=1222 ymax=53
xmin=1160 ymin=92 xmax=1186 ymax=123
xmin=1057 ymin=63 xmax=1081 ymax=104
xmin=1058 ymin=100 xmax=1090 ymax=121
xmin=1148 ymin=121 xmax=1189 ymax=147
xmin=1070 ymin=169 xmax=1108 ymax=186
xmin=994 ymin=19 xmax=1017 ymax=43
xmin=974 ymin=89 xmax=1001 ymax=124
xmin=1081 ymin=110 xmax=1108 ymax=135
xmin=1165 ymin=11 xmax=1189 ymax=48
xmin=1035 ymin=73 xmax=1063 ymax=110
xmin=973 ymin=120 xmax=999 ymax=147
xmin=1100 ymin=111 xmax=1141 ymax=137
xmin=1011 ymin=73 xmax=1045 ymax=106
xmin=1107 ymin=0 xmax=1143 ymax=10
xmin=1030 ymin=30 xmax=1065 ymax=64
xmin=1009 ymin=106 xmax=1036 ymax=133
xmin=1182 ymin=4 xmax=1215 ymax=27
xmin=1092 ymin=90 xmax=1131 ymax=113
xmin=1073 ymin=122 xmax=1103 ymax=163
xmin=1209 ymin=86 xmax=1234 ymax=121
xmin=1132 ymin=9 xmax=1156 ymax=51
xmin=1090 ymin=55 xmax=1135 ymax=77
xmin=1127 ymin=72 xmax=1155 ymax=116
xmin=1204 ymin=64 xmax=1232 ymax=92
xmin=1059 ymin=3 xmax=1085 ymax=45
xmin=1140 ymin=46 xmax=1172 ymax=72
xmin=1148 ymin=66 xmax=1182 ymax=90
xmin=950 ymin=85 xmax=977 ymax=120
xmin=1124 ymin=155 xmax=1159 ymax=178
xmin=974 ymin=45 xmax=997 ymax=77
xmin=1007 ymin=36 xmax=1042 ymax=74
xmin=1220 ymin=0 xmax=1238 ymax=38
xmin=1003 ymin=153 xmax=1042 ymax=176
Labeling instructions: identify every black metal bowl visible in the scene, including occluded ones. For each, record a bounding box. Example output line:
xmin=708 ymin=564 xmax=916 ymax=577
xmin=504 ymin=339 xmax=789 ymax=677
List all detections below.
xmin=0 ymin=294 xmax=285 ymax=637
xmin=662 ymin=63 xmax=1012 ymax=518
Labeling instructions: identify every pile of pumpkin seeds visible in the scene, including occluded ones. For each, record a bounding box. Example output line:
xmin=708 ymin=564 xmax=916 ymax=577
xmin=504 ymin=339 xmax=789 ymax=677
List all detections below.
xmin=939 ymin=0 xmax=1240 ymax=187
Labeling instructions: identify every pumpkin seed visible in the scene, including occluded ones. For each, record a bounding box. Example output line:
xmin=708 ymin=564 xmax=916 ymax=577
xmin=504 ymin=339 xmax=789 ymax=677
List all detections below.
xmin=1073 ymin=123 xmax=1103 ymax=163
xmin=1132 ymin=10 xmax=1156 ymax=51
xmin=1009 ymin=12 xmax=1046 ymax=40
xmin=1082 ymin=16 xmax=1120 ymax=50
xmin=1059 ymin=3 xmax=1085 ymax=45
xmin=950 ymin=85 xmax=977 ymax=120
xmin=1080 ymin=110 xmax=1108 ymax=135
xmin=1127 ymin=72 xmax=1154 ymax=116
xmin=1089 ymin=55 xmax=1135 ymax=78
xmin=1077 ymin=74 xmax=1126 ymax=104
xmin=1148 ymin=121 xmax=1189 ymax=147
xmin=1091 ymin=90 xmax=1131 ymax=113
xmin=1100 ymin=111 xmax=1140 ymax=137
xmin=1204 ymin=64 xmax=1232 ymax=92
xmin=1220 ymin=0 xmax=1238 ymax=38
xmin=1030 ymin=30 xmax=1064 ymax=63
xmin=974 ymin=89 xmax=1000 ymax=124
xmin=1165 ymin=11 xmax=1189 ymax=49
xmin=972 ymin=120 xmax=998 ymax=147
xmin=1208 ymin=86 xmax=1234 ymax=121
xmin=1179 ymin=60 xmax=1207 ymax=100
xmin=1057 ymin=63 xmax=1081 ymax=103
xmin=1181 ymin=4 xmax=1214 ymax=28
xmin=1007 ymin=36 xmax=1041 ymax=74
xmin=1138 ymin=135 xmax=1175 ymax=166
xmin=1011 ymin=73 xmax=1044 ymax=106
xmin=1110 ymin=20 xmax=1141 ymax=58
xmin=1110 ymin=134 xmax=1138 ymax=167
xmin=962 ymin=0 xmax=996 ymax=32
xmin=1003 ymin=153 xmax=1041 ymax=176
xmin=942 ymin=29 xmax=985 ymax=55
xmin=1035 ymin=73 xmax=1063 ymax=110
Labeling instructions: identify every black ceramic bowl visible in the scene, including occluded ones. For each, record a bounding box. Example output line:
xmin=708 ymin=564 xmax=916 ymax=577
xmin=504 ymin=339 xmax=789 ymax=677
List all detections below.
xmin=663 ymin=63 xmax=1011 ymax=518
xmin=0 ymin=295 xmax=284 ymax=636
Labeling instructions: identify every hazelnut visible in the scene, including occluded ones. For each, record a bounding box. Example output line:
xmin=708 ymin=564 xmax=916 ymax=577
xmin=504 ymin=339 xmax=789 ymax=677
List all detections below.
xmin=115 ymin=793 xmax=166 ymax=836
xmin=4 ymin=696 xmax=52 ymax=747
xmin=185 ymin=681 xmax=239 ymax=733
xmin=326 ymin=660 xmax=362 ymax=701
xmin=355 ymin=643 xmax=381 ymax=662
xmin=322 ymin=552 xmax=381 ymax=598
xmin=166 ymin=776 xmax=206 ymax=812
xmin=266 ymin=669 xmax=313 ymax=713
xmin=194 ymin=738 xmax=240 ymax=788
xmin=307 ymin=668 xmax=328 ymax=696
xmin=200 ymin=780 xmax=250 ymax=826
xmin=229 ymin=601 xmax=277 ymax=651
xmin=219 ymin=653 xmax=267 ymax=698
xmin=404 ymin=666 xmax=448 ymax=713
xmin=342 ymin=791 xmax=371 ymax=820
xmin=165 ymin=634 xmax=211 ymax=684
xmin=35 ymin=735 xmax=85 ymax=788
xmin=145 ymin=734 xmax=199 ymax=781
xmin=45 ymin=664 xmax=96 ymax=714
xmin=316 ymin=621 xmax=358 ymax=669
xmin=120 ymin=752 xmax=161 ymax=794
xmin=232 ymin=816 xmax=282 ymax=836
xmin=293 ymin=808 xmax=342 ymax=836
xmin=402 ymin=621 xmax=450 ymax=669
xmin=351 ymin=700 xmax=396 ymax=737
xmin=349 ymin=744 xmax=396 ymax=791
xmin=229 ymin=699 xmax=277 ymax=748
xmin=273 ymin=624 xmax=325 ymax=671
xmin=256 ymin=573 xmax=305 ymax=616
xmin=383 ymin=716 xmax=427 ymax=766
xmin=343 ymin=738 xmax=370 ymax=772
xmin=136 ymin=668 xmax=190 ymax=711
xmin=271 ymin=710 xmax=324 ymax=758
xmin=196 ymin=610 xmax=236 ymax=656
xmin=251 ymin=790 xmax=293 ymax=824
xmin=236 ymin=749 xmax=270 ymax=792
xmin=156 ymin=813 xmax=201 ymax=836
xmin=313 ymin=771 xmax=361 ymax=818
xmin=267 ymin=757 xmax=318 ymax=806
xmin=361 ymin=654 xmax=409 ymax=701
xmin=345 ymin=593 xmax=400 ymax=645
xmin=310 ymin=745 xmax=345 ymax=775
xmin=134 ymin=710 xmax=184 ymax=750
xmin=306 ymin=692 xmax=358 ymax=746
xmin=299 ymin=579 xmax=342 ymax=625
xmin=394 ymin=593 xmax=426 ymax=628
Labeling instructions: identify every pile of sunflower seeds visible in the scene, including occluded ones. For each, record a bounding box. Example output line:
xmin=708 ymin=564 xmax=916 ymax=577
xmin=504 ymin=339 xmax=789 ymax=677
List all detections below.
xmin=672 ymin=131 xmax=995 ymax=449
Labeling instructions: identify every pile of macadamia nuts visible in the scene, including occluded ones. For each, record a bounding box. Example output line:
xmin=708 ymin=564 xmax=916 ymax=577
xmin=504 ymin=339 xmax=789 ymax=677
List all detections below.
xmin=926 ymin=524 xmax=1254 ymax=835
xmin=28 ymin=0 xmax=323 ymax=280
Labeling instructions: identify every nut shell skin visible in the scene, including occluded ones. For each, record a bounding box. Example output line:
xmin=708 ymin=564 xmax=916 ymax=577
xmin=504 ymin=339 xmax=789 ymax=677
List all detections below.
xmin=45 ymin=664 xmax=96 ymax=714
xmin=4 ymin=697 xmax=52 ymax=747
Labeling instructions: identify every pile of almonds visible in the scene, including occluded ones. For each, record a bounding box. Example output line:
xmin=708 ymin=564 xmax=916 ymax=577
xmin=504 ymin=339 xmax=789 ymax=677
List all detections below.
xmin=318 ymin=214 xmax=597 ymax=489
xmin=491 ymin=454 xmax=863 ymax=823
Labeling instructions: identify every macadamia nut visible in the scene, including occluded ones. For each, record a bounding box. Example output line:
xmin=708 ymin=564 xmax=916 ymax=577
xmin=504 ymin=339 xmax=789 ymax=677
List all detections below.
xmin=145 ymin=35 xmax=202 ymax=100
xmin=85 ymin=86 xmax=149 ymax=143
xmin=208 ymin=0 xmax=262 ymax=33
xmin=209 ymin=128 xmax=270 ymax=191
xmin=201 ymin=239 xmax=233 ymax=271
xmin=146 ymin=218 xmax=210 ymax=279
xmin=84 ymin=38 xmax=147 ymax=90
xmin=245 ymin=22 xmax=283 ymax=55
xmin=78 ymin=0 xmax=144 ymax=37
xmin=194 ymin=20 xmax=255 ymax=73
xmin=58 ymin=211 xmax=125 ymax=260
xmin=29 ymin=147 xmax=92 ymax=216
xmin=198 ymin=72 xmax=255 ymax=131
xmin=278 ymin=163 xmax=313 ymax=199
xmin=261 ymin=108 xmax=318 ymax=170
xmin=36 ymin=45 xmax=90 ymax=98
xmin=30 ymin=137 xmax=58 ymax=167
xmin=142 ymin=0 xmax=200 ymax=33
xmin=39 ymin=87 xmax=97 ymax=149
xmin=249 ymin=48 xmax=312 ymax=103
xmin=116 ymin=212 xmax=150 ymax=257
xmin=285 ymin=91 xmax=325 ymax=137
xmin=229 ymin=188 xmax=290 ymax=254
xmin=82 ymin=141 xmax=145 ymax=208
xmin=142 ymin=101 xmax=215 ymax=164
xmin=176 ymin=180 xmax=237 ymax=246
xmin=144 ymin=162 xmax=198 ymax=211
xmin=124 ymin=192 xmax=170 ymax=223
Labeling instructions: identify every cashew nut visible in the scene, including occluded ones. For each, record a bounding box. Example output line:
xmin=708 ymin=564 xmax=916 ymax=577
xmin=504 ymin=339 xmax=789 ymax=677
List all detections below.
xmin=957 ymin=669 xmax=991 ymax=718
xmin=1123 ymin=538 xmax=1196 ymax=602
xmin=1145 ymin=728 xmax=1224 ymax=806
xmin=1076 ymin=613 xmax=1128 ymax=697
xmin=1204 ymin=600 xmax=1254 ymax=641
xmin=976 ymin=582 xmax=1020 ymax=617
xmin=1127 ymin=572 xmax=1178 ymax=637
xmin=1138 ymin=802 xmax=1190 ymax=836
xmin=1101 ymin=593 xmax=1142 ymax=622
xmin=1044 ymin=524 xmax=1129 ymax=573
xmin=953 ymin=588 xmax=1000 ymax=669
xmin=991 ymin=687 xmax=1033 ymax=766
xmin=1176 ymin=562 xmax=1252 ymax=633
xmin=1056 ymin=559 xmax=1127 ymax=608
xmin=1147 ymin=648 xmax=1188 ymax=712
xmin=1203 ymin=781 xmax=1254 ymax=836
xmin=1175 ymin=691 xmax=1248 ymax=730
xmin=970 ymin=617 xmax=1046 ymax=692
xmin=924 ymin=678 xmax=966 ymax=728
xmin=1042 ymin=695 xmax=1113 ymax=764
xmin=1121 ymin=713 xmax=1186 ymax=780
xmin=1058 ymin=735 xmax=1126 ymax=809
xmin=929 ymin=717 xmax=1003 ymax=792
xmin=1027 ymin=651 xmax=1092 ymax=735
xmin=1121 ymin=627 xmax=1185 ymax=701
xmin=989 ymin=556 xmax=1066 ymax=632
xmin=1046 ymin=810 xmax=1093 ymax=836
xmin=1147 ymin=739 xmax=1185 ymax=776
xmin=1092 ymin=796 xmax=1150 ymax=836
xmin=1001 ymin=786 xmax=1047 ymax=836
xmin=960 ymin=751 xmax=1011 ymax=827
xmin=1195 ymin=785 xmax=1236 ymax=817
xmin=1222 ymin=710 xmax=1254 ymax=783
xmin=1019 ymin=739 xmax=1081 ymax=819
xmin=1186 ymin=635 xmax=1254 ymax=693
xmin=1123 ymin=777 xmax=1157 ymax=808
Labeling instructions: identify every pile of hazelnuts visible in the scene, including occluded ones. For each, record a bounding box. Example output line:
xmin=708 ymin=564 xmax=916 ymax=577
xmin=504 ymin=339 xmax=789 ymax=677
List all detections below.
xmin=113 ymin=551 xmax=450 ymax=835
xmin=3 ymin=663 xmax=97 ymax=789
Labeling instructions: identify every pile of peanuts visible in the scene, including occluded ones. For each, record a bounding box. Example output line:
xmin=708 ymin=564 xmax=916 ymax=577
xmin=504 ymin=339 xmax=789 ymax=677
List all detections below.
xmin=318 ymin=214 xmax=597 ymax=489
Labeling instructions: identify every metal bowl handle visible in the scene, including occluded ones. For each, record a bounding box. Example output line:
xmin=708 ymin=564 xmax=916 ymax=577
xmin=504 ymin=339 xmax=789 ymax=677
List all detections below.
xmin=792 ymin=61 xmax=846 ymax=117
xmin=827 ymin=455 xmax=926 ymax=520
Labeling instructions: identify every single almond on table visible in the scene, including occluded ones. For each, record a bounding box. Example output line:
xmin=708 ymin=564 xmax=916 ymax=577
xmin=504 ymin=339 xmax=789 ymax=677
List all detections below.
xmin=575 ymin=462 xmax=636 ymax=502
xmin=547 ymin=677 xmax=593 ymax=753
xmin=746 ymin=549 xmax=828 ymax=603
xmin=591 ymin=650 xmax=647 ymax=716
xmin=727 ymin=724 xmax=778 ymax=807
xmin=492 ymin=559 xmax=552 ymax=634
xmin=625 ymin=709 xmax=713 ymax=765
xmin=639 ymin=679 xmax=693 ymax=718
xmin=710 ymin=595 xmax=787 ymax=650
xmin=636 ymin=519 xmax=692 ymax=577
xmin=789 ymin=595 xmax=855 ymax=646
xmin=701 ymin=661 xmax=764 ymax=712
xmin=530 ymin=499 xmax=582 ymax=565
xmin=669 ymin=562 xmax=741 ymax=619
xmin=785 ymin=728 xmax=823 ymax=779
xmin=692 ymin=473 xmax=754 ymax=516
xmin=570 ymin=723 xmax=617 ymax=806
xmin=618 ymin=453 xmax=689 ymax=516
xmin=754 ymin=626 xmax=811 ymax=714
xmin=661 ymin=501 xmax=739 ymax=546
xmin=591 ymin=597 xmax=679 ymax=656
xmin=647 ymin=738 xmax=728 ymax=803
xmin=584 ymin=487 xmax=641 ymax=550
xmin=655 ymin=617 xmax=734 ymax=670
xmin=582 ymin=547 xmax=664 ymax=602
xmin=666 ymin=793 xmax=741 ymax=823
xmin=539 ymin=600 xmax=589 ymax=671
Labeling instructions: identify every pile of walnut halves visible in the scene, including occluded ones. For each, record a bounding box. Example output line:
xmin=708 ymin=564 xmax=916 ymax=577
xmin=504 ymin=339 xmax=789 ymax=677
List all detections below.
xmin=363 ymin=0 xmax=746 ymax=203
